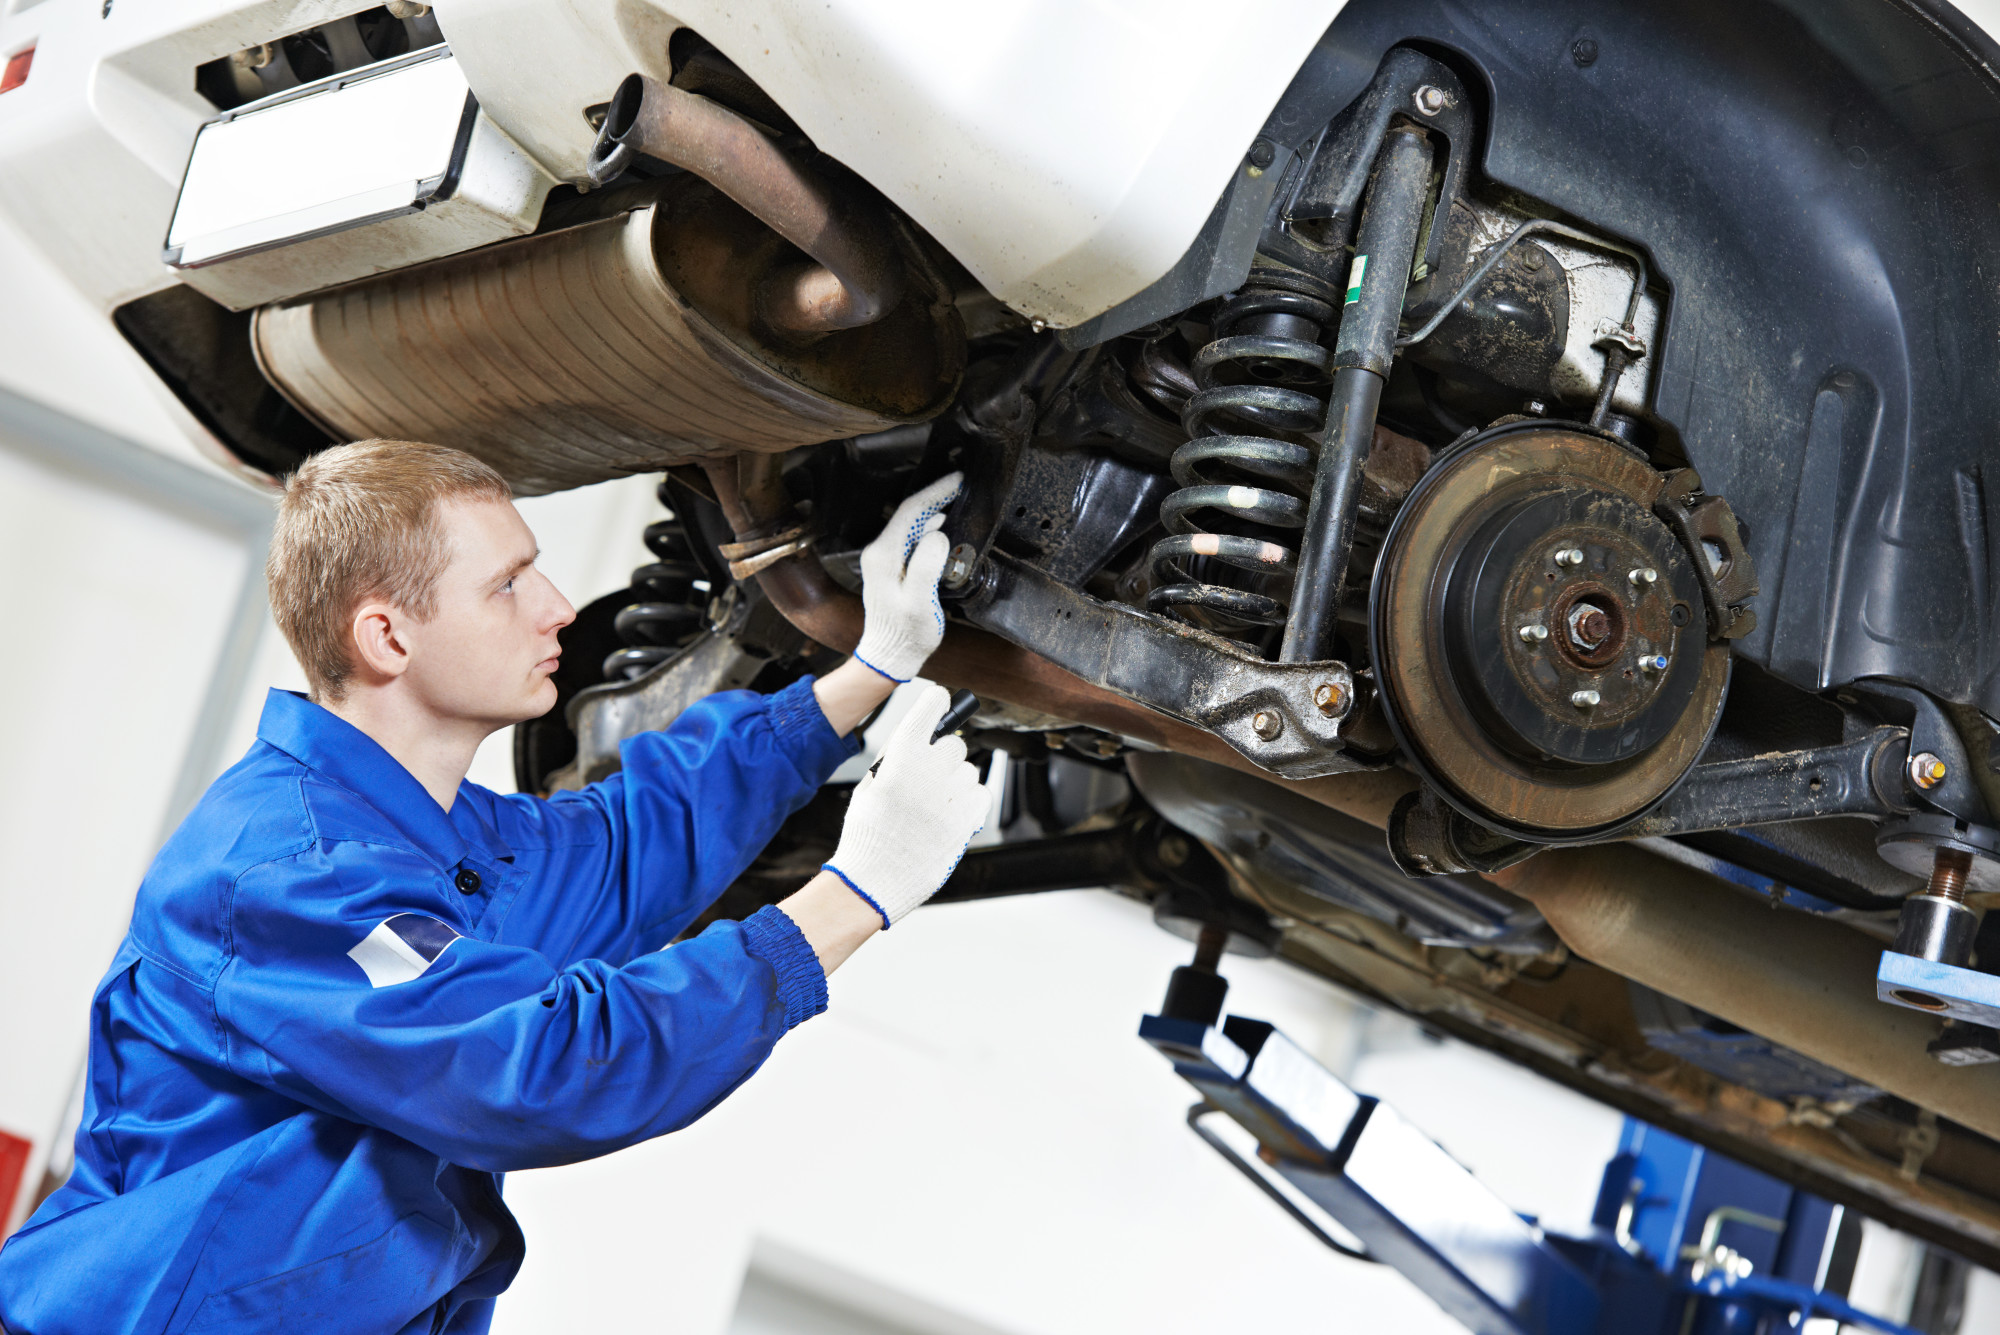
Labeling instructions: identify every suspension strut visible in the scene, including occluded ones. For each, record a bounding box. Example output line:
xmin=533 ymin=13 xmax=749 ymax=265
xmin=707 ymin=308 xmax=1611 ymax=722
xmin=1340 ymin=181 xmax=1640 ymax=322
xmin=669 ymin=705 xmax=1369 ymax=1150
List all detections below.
xmin=1279 ymin=123 xmax=1434 ymax=664
xmin=1147 ymin=274 xmax=1338 ymax=633
xmin=600 ymin=482 xmax=712 ymax=681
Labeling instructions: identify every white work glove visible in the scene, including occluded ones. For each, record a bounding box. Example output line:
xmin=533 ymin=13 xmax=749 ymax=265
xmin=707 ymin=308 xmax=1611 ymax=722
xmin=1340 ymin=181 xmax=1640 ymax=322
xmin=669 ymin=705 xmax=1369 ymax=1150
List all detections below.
xmin=823 ymin=683 xmax=988 ymax=928
xmin=852 ymin=472 xmax=964 ymax=683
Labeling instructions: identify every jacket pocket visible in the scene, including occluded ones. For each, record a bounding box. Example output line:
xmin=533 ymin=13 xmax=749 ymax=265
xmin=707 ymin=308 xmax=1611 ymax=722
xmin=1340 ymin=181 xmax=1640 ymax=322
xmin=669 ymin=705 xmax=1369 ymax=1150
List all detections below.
xmin=185 ymin=1212 xmax=454 ymax=1333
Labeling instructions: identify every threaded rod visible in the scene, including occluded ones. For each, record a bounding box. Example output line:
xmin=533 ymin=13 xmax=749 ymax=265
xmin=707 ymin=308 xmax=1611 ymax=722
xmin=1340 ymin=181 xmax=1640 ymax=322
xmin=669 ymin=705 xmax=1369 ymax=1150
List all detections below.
xmin=1929 ymin=848 xmax=1974 ymax=903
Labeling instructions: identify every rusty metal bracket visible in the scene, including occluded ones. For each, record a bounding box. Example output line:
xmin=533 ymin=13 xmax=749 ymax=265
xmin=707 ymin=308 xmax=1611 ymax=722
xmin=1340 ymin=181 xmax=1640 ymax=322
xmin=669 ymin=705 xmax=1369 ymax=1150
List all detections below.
xmin=960 ymin=552 xmax=1372 ymax=780
xmin=719 ymin=522 xmax=815 ymax=580
xmin=1654 ymin=468 xmax=1760 ymax=640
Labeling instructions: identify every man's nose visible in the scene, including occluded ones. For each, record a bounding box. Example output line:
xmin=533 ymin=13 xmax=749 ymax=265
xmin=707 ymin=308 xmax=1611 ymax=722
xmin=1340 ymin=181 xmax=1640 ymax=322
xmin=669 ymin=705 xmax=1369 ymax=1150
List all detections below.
xmin=535 ymin=570 xmax=576 ymax=632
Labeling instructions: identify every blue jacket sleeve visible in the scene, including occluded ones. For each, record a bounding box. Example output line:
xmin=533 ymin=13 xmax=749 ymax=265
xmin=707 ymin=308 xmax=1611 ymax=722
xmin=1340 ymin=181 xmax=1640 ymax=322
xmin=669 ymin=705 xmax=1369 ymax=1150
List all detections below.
xmin=490 ymin=676 xmax=859 ymax=967
xmin=213 ymin=847 xmax=830 ymax=1173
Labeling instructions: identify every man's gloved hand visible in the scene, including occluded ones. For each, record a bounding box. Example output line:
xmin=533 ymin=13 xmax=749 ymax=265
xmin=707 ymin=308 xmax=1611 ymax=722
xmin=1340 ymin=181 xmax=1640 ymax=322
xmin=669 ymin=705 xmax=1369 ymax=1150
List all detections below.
xmin=852 ymin=472 xmax=964 ymax=684
xmin=823 ymin=683 xmax=988 ymax=928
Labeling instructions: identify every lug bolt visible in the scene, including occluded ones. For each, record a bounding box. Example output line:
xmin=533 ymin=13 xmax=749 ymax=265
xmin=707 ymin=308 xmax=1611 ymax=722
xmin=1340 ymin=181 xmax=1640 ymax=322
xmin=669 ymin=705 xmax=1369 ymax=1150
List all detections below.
xmin=1313 ymin=681 xmax=1349 ymax=717
xmin=1571 ymin=689 xmax=1601 ymax=710
xmin=1519 ymin=623 xmax=1550 ymax=644
xmin=1640 ymin=654 xmax=1669 ymax=673
xmin=940 ymin=543 xmax=978 ymax=590
xmin=1628 ymin=567 xmax=1658 ymax=586
xmin=1910 ymin=751 xmax=1950 ymax=791
xmin=1555 ymin=547 xmax=1585 ymax=568
xmin=1252 ymin=710 xmax=1284 ymax=741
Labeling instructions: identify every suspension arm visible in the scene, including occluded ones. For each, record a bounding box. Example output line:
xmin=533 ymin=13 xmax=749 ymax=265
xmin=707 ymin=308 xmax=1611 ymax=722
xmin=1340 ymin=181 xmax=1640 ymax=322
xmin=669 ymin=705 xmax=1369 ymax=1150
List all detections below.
xmin=959 ymin=553 xmax=1368 ymax=779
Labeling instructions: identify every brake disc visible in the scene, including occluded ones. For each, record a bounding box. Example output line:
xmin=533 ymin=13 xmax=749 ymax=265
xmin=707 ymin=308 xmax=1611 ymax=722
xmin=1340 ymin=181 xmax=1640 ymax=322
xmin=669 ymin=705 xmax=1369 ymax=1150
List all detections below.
xmin=1369 ymin=423 xmax=1730 ymax=840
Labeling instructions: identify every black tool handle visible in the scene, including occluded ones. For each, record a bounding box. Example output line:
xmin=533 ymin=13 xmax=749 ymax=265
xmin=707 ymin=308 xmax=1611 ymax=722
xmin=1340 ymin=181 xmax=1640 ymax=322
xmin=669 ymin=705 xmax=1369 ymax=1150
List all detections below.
xmin=931 ymin=689 xmax=981 ymax=743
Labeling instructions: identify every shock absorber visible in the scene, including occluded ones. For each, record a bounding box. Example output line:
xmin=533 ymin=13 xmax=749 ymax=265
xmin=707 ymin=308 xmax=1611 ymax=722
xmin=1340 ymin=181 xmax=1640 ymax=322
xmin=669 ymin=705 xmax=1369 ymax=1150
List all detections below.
xmin=1279 ymin=123 xmax=1434 ymax=663
xmin=1146 ymin=274 xmax=1337 ymax=636
xmin=601 ymin=482 xmax=712 ymax=681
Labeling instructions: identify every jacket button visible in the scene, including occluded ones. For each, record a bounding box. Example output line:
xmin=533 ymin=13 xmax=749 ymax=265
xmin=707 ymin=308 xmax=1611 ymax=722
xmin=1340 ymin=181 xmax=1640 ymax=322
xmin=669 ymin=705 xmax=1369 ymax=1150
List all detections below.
xmin=455 ymin=867 xmax=482 ymax=895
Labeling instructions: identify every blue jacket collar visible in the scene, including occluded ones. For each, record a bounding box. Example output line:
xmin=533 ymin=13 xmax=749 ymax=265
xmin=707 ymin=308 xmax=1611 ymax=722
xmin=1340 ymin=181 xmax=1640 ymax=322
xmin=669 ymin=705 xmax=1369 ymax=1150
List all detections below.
xmin=255 ymin=689 xmax=511 ymax=870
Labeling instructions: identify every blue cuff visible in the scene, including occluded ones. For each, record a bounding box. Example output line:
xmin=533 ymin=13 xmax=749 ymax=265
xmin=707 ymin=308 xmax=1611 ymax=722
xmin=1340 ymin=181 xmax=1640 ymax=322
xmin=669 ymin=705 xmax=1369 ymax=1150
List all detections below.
xmin=853 ymin=653 xmax=908 ymax=685
xmin=822 ymin=863 xmax=892 ymax=930
xmin=739 ymin=904 xmax=828 ymax=1030
xmin=765 ymin=674 xmax=863 ymax=780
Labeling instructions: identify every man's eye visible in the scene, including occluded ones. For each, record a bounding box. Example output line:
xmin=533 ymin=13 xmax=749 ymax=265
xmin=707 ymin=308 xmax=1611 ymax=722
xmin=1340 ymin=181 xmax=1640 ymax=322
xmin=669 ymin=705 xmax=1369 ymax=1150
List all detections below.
xmin=500 ymin=578 xmax=515 ymax=593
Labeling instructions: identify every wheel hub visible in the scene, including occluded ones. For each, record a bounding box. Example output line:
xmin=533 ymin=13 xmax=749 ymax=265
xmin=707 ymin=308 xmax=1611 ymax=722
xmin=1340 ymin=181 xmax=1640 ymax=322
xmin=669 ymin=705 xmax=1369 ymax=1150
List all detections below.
xmin=1370 ymin=425 xmax=1731 ymax=839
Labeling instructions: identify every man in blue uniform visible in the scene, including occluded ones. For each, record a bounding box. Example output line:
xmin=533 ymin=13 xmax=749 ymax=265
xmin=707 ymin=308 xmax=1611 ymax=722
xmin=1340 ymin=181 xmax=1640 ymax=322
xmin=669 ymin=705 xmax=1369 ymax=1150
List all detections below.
xmin=0 ymin=441 xmax=988 ymax=1334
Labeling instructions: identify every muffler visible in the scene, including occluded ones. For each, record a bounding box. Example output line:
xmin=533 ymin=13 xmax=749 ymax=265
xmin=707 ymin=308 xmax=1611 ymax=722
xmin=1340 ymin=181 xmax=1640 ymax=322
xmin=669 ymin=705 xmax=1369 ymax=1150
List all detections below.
xmin=252 ymin=97 xmax=963 ymax=495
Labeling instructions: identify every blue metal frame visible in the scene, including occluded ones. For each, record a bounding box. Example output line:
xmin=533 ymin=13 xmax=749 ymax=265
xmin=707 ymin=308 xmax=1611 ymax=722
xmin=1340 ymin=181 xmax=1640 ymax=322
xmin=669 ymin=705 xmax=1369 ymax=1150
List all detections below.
xmin=1144 ymin=1007 xmax=1922 ymax=1335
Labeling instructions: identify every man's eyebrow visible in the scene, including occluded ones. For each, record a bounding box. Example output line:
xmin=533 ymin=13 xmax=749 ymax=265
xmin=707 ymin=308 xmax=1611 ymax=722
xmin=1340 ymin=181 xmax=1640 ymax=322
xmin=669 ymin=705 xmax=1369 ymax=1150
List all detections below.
xmin=487 ymin=549 xmax=540 ymax=587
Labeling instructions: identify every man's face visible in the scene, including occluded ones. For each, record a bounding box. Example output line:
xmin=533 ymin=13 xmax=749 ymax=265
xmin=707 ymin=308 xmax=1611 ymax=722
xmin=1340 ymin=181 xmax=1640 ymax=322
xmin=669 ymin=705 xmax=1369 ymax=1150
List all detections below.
xmin=397 ymin=497 xmax=575 ymax=729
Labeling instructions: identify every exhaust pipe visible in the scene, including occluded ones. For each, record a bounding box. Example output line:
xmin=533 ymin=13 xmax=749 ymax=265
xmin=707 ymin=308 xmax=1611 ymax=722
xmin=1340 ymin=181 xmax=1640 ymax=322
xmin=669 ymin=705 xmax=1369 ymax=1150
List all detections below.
xmin=589 ymin=73 xmax=901 ymax=339
xmin=1488 ymin=845 xmax=2000 ymax=1142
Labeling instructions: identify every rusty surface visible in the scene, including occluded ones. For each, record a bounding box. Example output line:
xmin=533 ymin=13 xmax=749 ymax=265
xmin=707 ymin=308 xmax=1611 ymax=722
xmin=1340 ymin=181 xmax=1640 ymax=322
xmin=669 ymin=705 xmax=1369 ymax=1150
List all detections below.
xmin=1262 ymin=891 xmax=2000 ymax=1266
xmin=705 ymin=452 xmax=1414 ymax=823
xmin=1374 ymin=427 xmax=1726 ymax=834
xmin=627 ymin=75 xmax=904 ymax=340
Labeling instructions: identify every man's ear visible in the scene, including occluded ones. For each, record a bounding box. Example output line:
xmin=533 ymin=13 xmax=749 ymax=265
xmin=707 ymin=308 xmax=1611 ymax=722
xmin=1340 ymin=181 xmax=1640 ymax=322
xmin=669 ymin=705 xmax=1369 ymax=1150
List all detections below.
xmin=349 ymin=600 xmax=412 ymax=683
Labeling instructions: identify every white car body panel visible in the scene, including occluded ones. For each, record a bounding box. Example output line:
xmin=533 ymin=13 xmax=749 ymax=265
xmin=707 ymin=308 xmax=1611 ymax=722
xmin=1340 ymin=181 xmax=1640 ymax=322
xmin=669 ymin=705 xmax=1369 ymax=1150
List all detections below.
xmin=0 ymin=0 xmax=1344 ymax=330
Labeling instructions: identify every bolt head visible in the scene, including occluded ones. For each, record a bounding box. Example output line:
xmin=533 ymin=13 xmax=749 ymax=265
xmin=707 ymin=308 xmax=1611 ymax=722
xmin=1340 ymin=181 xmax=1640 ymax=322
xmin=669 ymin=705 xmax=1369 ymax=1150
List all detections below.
xmin=1251 ymin=710 xmax=1284 ymax=741
xmin=1911 ymin=751 xmax=1950 ymax=791
xmin=1158 ymin=834 xmax=1190 ymax=868
xmin=940 ymin=543 xmax=977 ymax=590
xmin=1313 ymin=681 xmax=1349 ymax=717
xmin=1570 ymin=689 xmax=1601 ymax=710
xmin=1246 ymin=139 xmax=1277 ymax=170
xmin=1413 ymin=84 xmax=1451 ymax=116
xmin=1519 ymin=623 xmax=1550 ymax=644
xmin=1572 ymin=37 xmax=1600 ymax=67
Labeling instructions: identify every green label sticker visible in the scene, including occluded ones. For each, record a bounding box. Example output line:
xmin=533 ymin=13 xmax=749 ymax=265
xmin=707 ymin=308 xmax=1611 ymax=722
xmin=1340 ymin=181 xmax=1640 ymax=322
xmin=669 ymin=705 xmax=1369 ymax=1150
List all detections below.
xmin=1345 ymin=254 xmax=1369 ymax=304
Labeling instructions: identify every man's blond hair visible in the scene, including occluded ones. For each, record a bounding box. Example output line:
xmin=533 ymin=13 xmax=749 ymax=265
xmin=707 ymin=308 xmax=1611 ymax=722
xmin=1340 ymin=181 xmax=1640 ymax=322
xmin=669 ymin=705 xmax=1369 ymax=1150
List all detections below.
xmin=267 ymin=440 xmax=513 ymax=702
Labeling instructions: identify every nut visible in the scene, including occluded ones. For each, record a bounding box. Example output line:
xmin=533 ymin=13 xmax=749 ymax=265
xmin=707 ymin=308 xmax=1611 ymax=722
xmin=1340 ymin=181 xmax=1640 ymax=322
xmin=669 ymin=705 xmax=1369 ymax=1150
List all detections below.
xmin=1251 ymin=710 xmax=1284 ymax=741
xmin=1313 ymin=680 xmax=1349 ymax=717
xmin=1570 ymin=689 xmax=1601 ymax=710
xmin=1555 ymin=547 xmax=1585 ymax=568
xmin=940 ymin=543 xmax=978 ymax=590
xmin=1628 ymin=567 xmax=1658 ymax=586
xmin=1910 ymin=751 xmax=1950 ymax=791
xmin=1413 ymin=85 xmax=1453 ymax=116
xmin=1519 ymin=623 xmax=1550 ymax=644
xmin=1567 ymin=604 xmax=1611 ymax=650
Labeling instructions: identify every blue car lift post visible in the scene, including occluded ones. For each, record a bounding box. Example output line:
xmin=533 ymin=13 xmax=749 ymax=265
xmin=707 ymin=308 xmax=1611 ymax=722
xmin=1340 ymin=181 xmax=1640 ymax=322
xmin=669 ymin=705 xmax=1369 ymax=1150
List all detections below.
xmin=1141 ymin=932 xmax=1921 ymax=1335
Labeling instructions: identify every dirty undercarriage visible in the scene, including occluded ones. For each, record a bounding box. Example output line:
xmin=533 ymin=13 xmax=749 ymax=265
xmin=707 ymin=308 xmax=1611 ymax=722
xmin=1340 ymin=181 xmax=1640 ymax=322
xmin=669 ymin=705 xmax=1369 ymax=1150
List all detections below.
xmin=127 ymin=0 xmax=2000 ymax=1268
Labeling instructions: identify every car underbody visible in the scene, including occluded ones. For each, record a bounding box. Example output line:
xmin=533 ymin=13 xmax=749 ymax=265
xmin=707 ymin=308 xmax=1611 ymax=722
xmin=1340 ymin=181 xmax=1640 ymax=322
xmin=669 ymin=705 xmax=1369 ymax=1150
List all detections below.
xmin=59 ymin=0 xmax=2000 ymax=1271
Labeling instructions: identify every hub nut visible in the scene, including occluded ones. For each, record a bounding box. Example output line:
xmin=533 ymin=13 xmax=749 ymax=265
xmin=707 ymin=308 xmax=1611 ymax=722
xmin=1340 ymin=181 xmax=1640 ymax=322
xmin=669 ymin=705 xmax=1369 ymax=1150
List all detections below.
xmin=1570 ymin=689 xmax=1601 ymax=710
xmin=1910 ymin=751 xmax=1950 ymax=791
xmin=1252 ymin=710 xmax=1284 ymax=741
xmin=1566 ymin=604 xmax=1611 ymax=650
xmin=1313 ymin=681 xmax=1349 ymax=717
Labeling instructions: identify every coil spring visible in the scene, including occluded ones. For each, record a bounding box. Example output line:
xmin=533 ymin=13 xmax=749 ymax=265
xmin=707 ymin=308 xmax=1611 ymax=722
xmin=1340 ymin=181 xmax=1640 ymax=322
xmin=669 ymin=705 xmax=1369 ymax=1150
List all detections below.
xmin=1147 ymin=284 xmax=1336 ymax=629
xmin=601 ymin=482 xmax=712 ymax=681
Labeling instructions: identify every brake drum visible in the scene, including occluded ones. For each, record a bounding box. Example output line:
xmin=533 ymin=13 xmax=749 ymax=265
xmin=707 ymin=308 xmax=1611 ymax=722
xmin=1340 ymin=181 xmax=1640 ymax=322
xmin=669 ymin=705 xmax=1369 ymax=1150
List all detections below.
xmin=1369 ymin=425 xmax=1728 ymax=840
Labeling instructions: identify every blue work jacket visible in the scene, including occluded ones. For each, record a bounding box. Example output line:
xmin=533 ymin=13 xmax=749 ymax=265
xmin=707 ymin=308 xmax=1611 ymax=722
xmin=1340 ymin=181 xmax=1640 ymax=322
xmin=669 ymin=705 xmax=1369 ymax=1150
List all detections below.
xmin=0 ymin=677 xmax=856 ymax=1335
